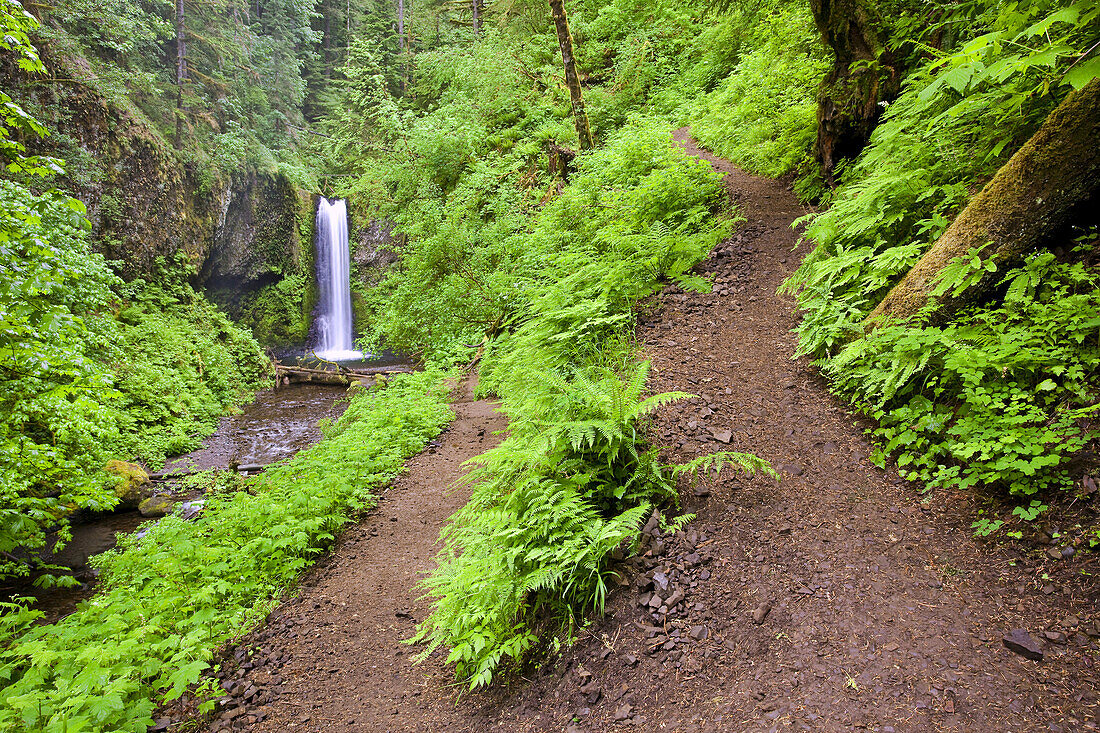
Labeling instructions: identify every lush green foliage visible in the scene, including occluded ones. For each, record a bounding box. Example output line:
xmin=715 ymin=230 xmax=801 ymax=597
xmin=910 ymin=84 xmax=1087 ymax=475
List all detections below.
xmin=311 ymin=0 xmax=798 ymax=688
xmin=688 ymin=1 xmax=828 ymax=179
xmin=401 ymin=121 xmax=777 ymax=686
xmin=782 ymin=0 xmax=1100 ymax=511
xmin=785 ymin=0 xmax=1100 ymax=357
xmin=0 ymin=182 xmax=268 ymax=583
xmin=0 ymin=160 xmax=262 ymax=583
xmin=827 ymin=248 xmax=1100 ymax=500
xmin=1 ymin=3 xmax=272 ymax=583
xmin=0 ymin=371 xmax=453 ymax=731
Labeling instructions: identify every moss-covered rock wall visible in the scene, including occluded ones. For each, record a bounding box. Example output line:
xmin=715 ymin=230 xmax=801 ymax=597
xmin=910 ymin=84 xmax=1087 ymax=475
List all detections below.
xmin=5 ymin=46 xmax=315 ymax=347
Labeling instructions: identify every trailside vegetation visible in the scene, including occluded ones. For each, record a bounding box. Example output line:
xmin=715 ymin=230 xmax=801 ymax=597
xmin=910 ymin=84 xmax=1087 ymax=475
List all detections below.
xmin=311 ymin=0 xmax=787 ymax=685
xmin=412 ymin=122 xmax=775 ymax=687
xmin=0 ymin=371 xmax=453 ymax=731
xmin=3 ymin=0 xmax=1100 ymax=720
xmin=781 ymin=0 xmax=1100 ymax=532
xmin=687 ymin=1 xmax=829 ymax=185
xmin=0 ymin=4 xmax=268 ymax=586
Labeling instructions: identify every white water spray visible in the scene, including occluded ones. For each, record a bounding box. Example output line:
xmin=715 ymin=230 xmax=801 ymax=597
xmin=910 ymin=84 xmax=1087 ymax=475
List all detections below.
xmin=313 ymin=198 xmax=362 ymax=361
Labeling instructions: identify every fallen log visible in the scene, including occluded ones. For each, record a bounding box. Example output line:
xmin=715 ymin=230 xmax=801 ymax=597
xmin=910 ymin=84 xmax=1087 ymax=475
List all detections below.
xmin=273 ymin=364 xmax=413 ymax=388
xmin=276 ymin=369 xmax=369 ymax=387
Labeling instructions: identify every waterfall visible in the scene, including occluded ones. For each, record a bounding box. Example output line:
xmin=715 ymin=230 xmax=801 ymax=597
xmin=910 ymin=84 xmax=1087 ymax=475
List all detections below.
xmin=313 ymin=198 xmax=362 ymax=361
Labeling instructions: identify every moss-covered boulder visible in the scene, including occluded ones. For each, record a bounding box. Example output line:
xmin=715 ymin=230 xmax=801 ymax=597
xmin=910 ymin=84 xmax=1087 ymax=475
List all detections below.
xmin=138 ymin=496 xmax=174 ymax=518
xmin=104 ymin=460 xmax=151 ymax=510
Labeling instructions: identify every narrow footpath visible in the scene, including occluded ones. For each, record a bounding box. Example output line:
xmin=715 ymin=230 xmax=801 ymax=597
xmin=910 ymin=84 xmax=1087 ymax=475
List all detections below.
xmin=194 ymin=131 xmax=1099 ymax=733
xmin=199 ymin=378 xmax=509 ymax=732
xmin=488 ymin=129 xmax=1100 ymax=732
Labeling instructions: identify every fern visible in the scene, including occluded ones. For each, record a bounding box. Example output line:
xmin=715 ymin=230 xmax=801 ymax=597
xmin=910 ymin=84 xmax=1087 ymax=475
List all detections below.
xmin=671 ymin=450 xmax=779 ymax=484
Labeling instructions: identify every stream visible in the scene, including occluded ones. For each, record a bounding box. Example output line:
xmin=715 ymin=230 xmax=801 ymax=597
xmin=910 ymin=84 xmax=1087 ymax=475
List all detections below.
xmin=20 ymin=366 xmax=400 ymax=623
xmin=12 ymin=197 xmax=398 ymax=623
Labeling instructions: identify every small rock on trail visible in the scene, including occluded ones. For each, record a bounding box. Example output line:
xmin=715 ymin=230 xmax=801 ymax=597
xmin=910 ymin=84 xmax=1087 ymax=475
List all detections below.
xmin=1003 ymin=629 xmax=1044 ymax=661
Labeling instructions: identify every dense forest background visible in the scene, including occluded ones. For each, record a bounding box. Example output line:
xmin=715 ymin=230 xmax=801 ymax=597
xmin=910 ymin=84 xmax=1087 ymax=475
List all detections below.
xmin=1 ymin=0 xmax=1099 ymax=727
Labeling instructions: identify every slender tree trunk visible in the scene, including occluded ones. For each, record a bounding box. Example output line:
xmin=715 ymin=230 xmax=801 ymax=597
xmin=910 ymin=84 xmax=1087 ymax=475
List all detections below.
xmin=866 ymin=78 xmax=1100 ymax=326
xmin=548 ymin=0 xmax=592 ymax=150
xmin=397 ymin=0 xmax=408 ymax=94
xmin=471 ymin=0 xmax=479 ymax=38
xmin=323 ymin=0 xmax=332 ymax=80
xmin=174 ymin=0 xmax=187 ymax=147
xmin=397 ymin=0 xmax=405 ymax=49
xmin=809 ymin=0 xmax=902 ymax=186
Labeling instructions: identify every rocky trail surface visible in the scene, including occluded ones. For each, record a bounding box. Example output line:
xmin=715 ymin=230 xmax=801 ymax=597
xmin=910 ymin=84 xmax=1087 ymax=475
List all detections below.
xmin=184 ymin=131 xmax=1099 ymax=733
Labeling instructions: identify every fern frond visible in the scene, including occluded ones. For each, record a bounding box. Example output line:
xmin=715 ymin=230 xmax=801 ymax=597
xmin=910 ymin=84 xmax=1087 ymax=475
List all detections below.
xmin=671 ymin=451 xmax=779 ymax=483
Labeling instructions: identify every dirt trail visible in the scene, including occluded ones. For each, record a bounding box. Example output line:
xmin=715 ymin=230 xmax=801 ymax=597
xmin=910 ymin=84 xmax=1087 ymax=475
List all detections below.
xmin=195 ymin=132 xmax=1099 ymax=733
xmin=198 ymin=378 xmax=509 ymax=732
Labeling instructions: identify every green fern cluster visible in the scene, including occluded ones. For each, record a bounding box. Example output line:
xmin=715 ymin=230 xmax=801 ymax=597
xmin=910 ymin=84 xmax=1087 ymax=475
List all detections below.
xmin=416 ymin=364 xmax=774 ymax=688
xmin=407 ymin=121 xmax=770 ymax=688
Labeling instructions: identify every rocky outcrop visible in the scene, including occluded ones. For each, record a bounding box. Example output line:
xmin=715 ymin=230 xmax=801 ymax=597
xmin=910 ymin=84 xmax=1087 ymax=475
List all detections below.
xmin=202 ymin=174 xmax=313 ymax=316
xmin=6 ymin=45 xmax=313 ymax=344
xmin=104 ymin=460 xmax=151 ymax=510
xmin=353 ymin=218 xmax=401 ymax=287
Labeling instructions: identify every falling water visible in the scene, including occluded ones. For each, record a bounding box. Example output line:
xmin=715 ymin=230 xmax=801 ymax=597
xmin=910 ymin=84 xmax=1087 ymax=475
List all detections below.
xmin=313 ymin=198 xmax=362 ymax=361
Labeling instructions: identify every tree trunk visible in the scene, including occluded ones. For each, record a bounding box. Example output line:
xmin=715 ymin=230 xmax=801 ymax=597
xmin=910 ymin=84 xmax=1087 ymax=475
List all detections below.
xmin=809 ymin=0 xmax=901 ymax=186
xmin=174 ymin=0 xmax=187 ymax=148
xmin=397 ymin=0 xmax=405 ymax=50
xmin=866 ymin=78 xmax=1100 ymax=326
xmin=471 ymin=0 xmax=479 ymax=38
xmin=323 ymin=0 xmax=333 ymax=80
xmin=398 ymin=0 xmax=408 ymax=94
xmin=547 ymin=141 xmax=576 ymax=183
xmin=548 ymin=0 xmax=593 ymax=151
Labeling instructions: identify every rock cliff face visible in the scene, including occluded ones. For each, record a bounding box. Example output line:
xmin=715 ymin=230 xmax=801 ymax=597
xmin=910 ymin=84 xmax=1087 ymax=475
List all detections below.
xmin=8 ymin=46 xmax=312 ymax=343
xmin=202 ymin=174 xmax=312 ymax=315
xmin=353 ymin=218 xmax=401 ymax=287
xmin=25 ymin=55 xmax=223 ymax=278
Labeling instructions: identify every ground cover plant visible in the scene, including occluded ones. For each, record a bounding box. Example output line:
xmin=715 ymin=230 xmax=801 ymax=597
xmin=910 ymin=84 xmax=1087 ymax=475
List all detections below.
xmin=0 ymin=189 xmax=270 ymax=586
xmin=0 ymin=370 xmax=453 ymax=731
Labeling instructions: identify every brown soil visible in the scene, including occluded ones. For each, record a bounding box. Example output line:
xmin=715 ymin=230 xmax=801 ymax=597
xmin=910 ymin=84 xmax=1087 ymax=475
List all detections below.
xmin=182 ymin=130 xmax=1100 ymax=733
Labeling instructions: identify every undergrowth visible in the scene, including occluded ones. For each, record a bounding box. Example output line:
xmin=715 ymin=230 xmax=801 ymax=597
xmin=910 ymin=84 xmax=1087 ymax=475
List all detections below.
xmin=687 ymin=1 xmax=828 ymax=182
xmin=408 ymin=121 xmax=776 ymax=687
xmin=0 ymin=46 xmax=269 ymax=584
xmin=781 ymin=0 xmax=1100 ymax=518
xmin=0 ymin=371 xmax=453 ymax=731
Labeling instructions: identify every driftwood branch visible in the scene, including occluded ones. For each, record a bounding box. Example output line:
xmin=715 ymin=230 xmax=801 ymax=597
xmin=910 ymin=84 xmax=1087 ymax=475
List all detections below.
xmin=150 ymin=463 xmax=270 ymax=481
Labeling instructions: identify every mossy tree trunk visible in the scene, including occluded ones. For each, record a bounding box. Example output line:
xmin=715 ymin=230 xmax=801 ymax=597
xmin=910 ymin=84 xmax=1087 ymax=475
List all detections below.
xmin=548 ymin=0 xmax=593 ymax=151
xmin=866 ymin=78 xmax=1100 ymax=326
xmin=809 ymin=0 xmax=902 ymax=186
xmin=174 ymin=0 xmax=187 ymax=148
